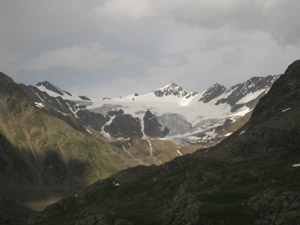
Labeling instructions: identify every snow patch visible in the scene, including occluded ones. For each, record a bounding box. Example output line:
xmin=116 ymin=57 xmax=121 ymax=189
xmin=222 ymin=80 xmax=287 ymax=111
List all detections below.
xmin=282 ymin=108 xmax=291 ymax=113
xmin=135 ymin=114 xmax=146 ymax=138
xmin=36 ymin=84 xmax=93 ymax=102
xmin=101 ymin=116 xmax=116 ymax=139
xmin=239 ymin=130 xmax=246 ymax=136
xmin=176 ymin=149 xmax=183 ymax=156
xmin=86 ymin=128 xmax=93 ymax=135
xmin=236 ymin=90 xmax=265 ymax=104
xmin=113 ymin=181 xmax=120 ymax=187
xmin=65 ymin=102 xmax=78 ymax=118
xmin=292 ymin=163 xmax=300 ymax=167
xmin=231 ymin=106 xmax=251 ymax=117
xmin=121 ymin=144 xmax=142 ymax=163
xmin=34 ymin=102 xmax=44 ymax=108
xmin=35 ymin=92 xmax=45 ymax=102
xmin=147 ymin=139 xmax=153 ymax=157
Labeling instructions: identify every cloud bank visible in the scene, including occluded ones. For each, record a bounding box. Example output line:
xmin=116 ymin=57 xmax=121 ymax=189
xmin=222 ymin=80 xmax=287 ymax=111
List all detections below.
xmin=0 ymin=0 xmax=299 ymax=97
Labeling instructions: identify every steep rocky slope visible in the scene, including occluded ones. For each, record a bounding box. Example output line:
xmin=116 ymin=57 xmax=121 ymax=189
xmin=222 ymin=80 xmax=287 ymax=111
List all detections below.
xmin=31 ymin=60 xmax=300 ymax=225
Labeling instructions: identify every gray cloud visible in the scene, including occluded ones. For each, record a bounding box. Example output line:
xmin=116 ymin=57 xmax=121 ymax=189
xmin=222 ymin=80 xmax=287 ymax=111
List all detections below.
xmin=0 ymin=0 xmax=299 ymax=98
xmin=153 ymin=0 xmax=300 ymax=45
xmin=17 ymin=43 xmax=137 ymax=72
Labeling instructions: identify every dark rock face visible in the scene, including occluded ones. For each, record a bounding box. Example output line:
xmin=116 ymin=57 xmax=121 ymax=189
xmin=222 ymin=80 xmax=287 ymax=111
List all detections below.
xmin=154 ymin=82 xmax=187 ymax=97
xmin=20 ymin=84 xmax=153 ymax=140
xmin=79 ymin=95 xmax=91 ymax=101
xmin=157 ymin=113 xmax=192 ymax=137
xmin=19 ymin=84 xmax=45 ymax=103
xmin=20 ymin=84 xmax=106 ymax=135
xmin=21 ymin=82 xmax=172 ymax=140
xmin=36 ymin=81 xmax=65 ymax=96
xmin=76 ymin=108 xmax=170 ymax=139
xmin=144 ymin=110 xmax=169 ymax=138
xmin=41 ymin=106 xmax=87 ymax=134
xmin=20 ymin=84 xmax=78 ymax=114
xmin=216 ymin=75 xmax=278 ymax=111
xmin=104 ymin=110 xmax=143 ymax=139
xmin=76 ymin=109 xmax=108 ymax=131
xmin=30 ymin=60 xmax=300 ymax=225
xmin=199 ymin=83 xmax=226 ymax=103
xmin=185 ymin=92 xmax=198 ymax=99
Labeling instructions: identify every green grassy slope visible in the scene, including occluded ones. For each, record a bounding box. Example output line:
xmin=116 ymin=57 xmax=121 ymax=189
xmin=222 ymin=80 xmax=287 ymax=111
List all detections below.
xmin=0 ymin=73 xmax=137 ymax=224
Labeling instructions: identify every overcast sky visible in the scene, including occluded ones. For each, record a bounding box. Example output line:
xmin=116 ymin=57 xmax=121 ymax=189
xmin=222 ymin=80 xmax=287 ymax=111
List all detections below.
xmin=1 ymin=0 xmax=299 ymax=98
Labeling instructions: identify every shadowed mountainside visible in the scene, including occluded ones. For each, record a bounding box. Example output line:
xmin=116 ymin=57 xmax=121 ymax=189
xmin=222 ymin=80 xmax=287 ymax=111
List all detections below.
xmin=0 ymin=73 xmax=138 ymax=224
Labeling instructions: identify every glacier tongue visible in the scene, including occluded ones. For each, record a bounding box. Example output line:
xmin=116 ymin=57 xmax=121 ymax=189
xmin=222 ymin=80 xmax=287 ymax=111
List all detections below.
xmin=157 ymin=113 xmax=192 ymax=136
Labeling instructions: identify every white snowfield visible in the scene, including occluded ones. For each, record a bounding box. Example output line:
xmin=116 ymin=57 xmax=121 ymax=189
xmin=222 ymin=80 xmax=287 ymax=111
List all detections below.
xmin=282 ymin=108 xmax=291 ymax=113
xmin=236 ymin=90 xmax=265 ymax=104
xmin=36 ymin=84 xmax=98 ymax=102
xmin=35 ymin=82 xmax=271 ymax=145
xmin=90 ymin=91 xmax=233 ymax=126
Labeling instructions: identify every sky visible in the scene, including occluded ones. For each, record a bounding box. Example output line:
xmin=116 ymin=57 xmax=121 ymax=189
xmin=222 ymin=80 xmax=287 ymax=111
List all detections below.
xmin=0 ymin=0 xmax=300 ymax=98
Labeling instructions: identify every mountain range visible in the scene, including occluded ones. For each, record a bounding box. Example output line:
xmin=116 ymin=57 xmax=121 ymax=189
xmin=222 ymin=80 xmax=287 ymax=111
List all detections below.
xmin=21 ymin=75 xmax=278 ymax=146
xmin=0 ymin=60 xmax=297 ymax=225
xmin=29 ymin=60 xmax=300 ymax=225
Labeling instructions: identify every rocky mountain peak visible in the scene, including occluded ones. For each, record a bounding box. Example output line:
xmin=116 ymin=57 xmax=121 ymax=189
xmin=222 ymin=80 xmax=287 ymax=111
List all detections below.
xmin=285 ymin=59 xmax=300 ymax=79
xmin=37 ymin=81 xmax=64 ymax=95
xmin=36 ymin=81 xmax=72 ymax=96
xmin=36 ymin=81 xmax=52 ymax=86
xmin=0 ymin=72 xmax=13 ymax=82
xmin=153 ymin=82 xmax=187 ymax=97
xmin=198 ymin=83 xmax=227 ymax=103
xmin=250 ymin=60 xmax=300 ymax=125
xmin=215 ymin=75 xmax=279 ymax=111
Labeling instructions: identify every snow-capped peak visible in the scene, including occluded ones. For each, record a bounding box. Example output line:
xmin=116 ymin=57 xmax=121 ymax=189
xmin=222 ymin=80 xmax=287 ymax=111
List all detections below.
xmin=209 ymin=83 xmax=227 ymax=91
xmin=153 ymin=82 xmax=187 ymax=98
xmin=37 ymin=81 xmax=71 ymax=96
xmin=198 ymin=83 xmax=227 ymax=103
xmin=35 ymin=81 xmax=91 ymax=101
xmin=25 ymin=74 xmax=279 ymax=146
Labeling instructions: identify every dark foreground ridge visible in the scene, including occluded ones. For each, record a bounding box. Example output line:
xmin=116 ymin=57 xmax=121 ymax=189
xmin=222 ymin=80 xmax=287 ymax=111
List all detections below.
xmin=30 ymin=60 xmax=300 ymax=225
